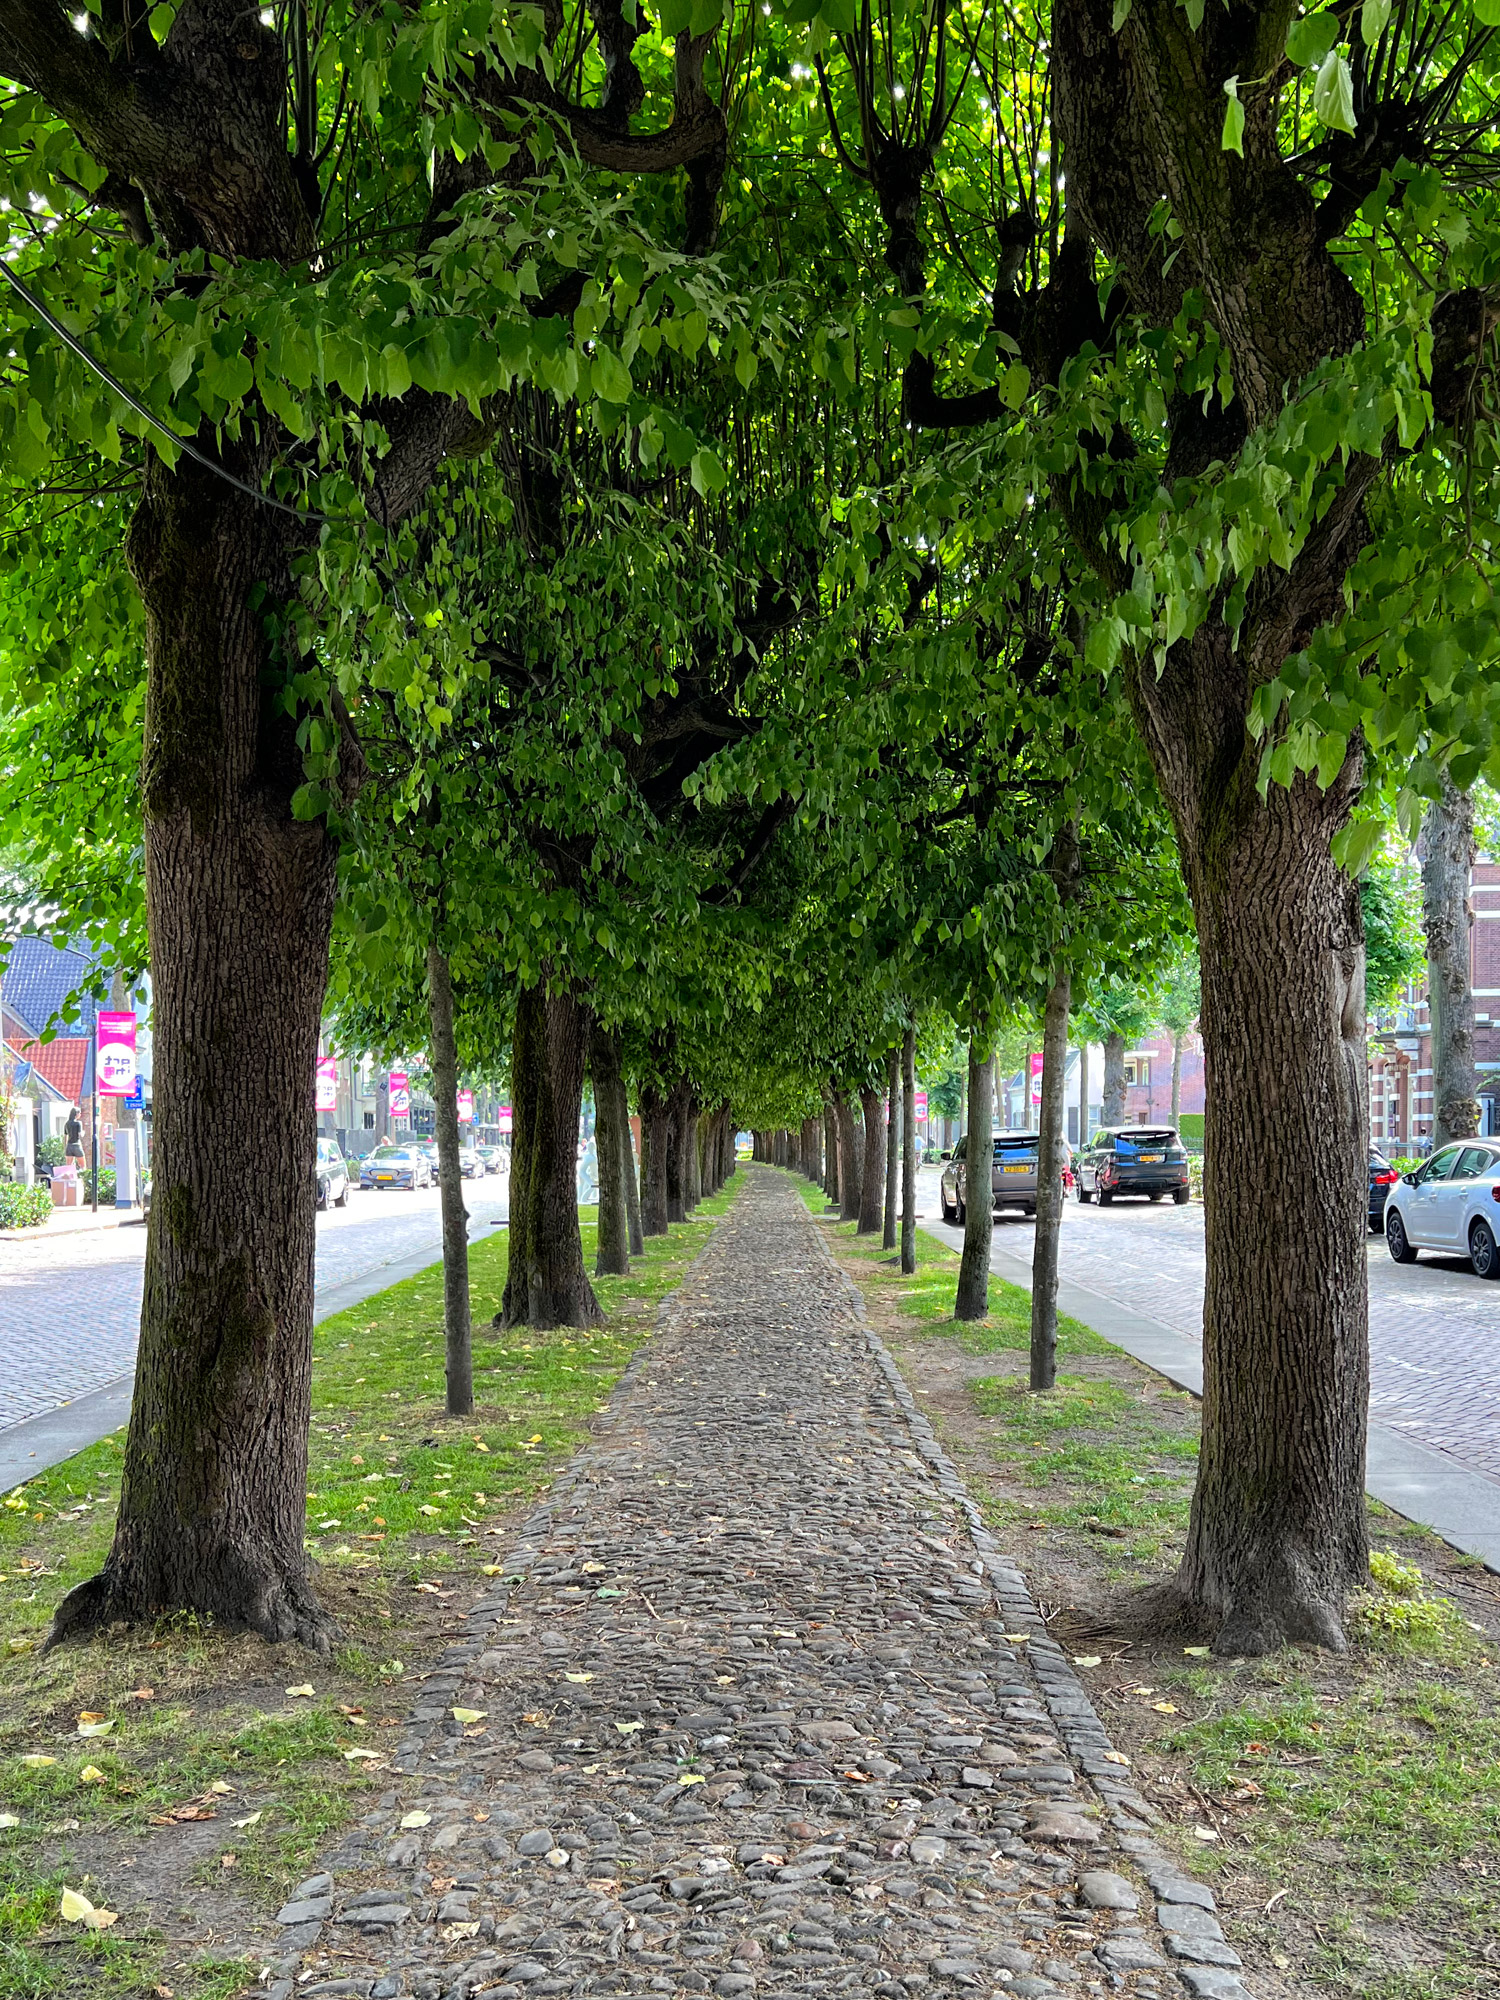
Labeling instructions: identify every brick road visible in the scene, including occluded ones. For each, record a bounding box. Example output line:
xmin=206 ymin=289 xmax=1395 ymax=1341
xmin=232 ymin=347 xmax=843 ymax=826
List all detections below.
xmin=917 ymin=1169 xmax=1500 ymax=1487
xmin=0 ymin=1180 xmax=510 ymax=1434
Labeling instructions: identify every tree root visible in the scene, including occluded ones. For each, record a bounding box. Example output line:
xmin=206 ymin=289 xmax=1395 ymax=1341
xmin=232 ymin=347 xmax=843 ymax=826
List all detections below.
xmin=44 ymin=1559 xmax=341 ymax=1656
xmin=1050 ymin=1574 xmax=1348 ymax=1657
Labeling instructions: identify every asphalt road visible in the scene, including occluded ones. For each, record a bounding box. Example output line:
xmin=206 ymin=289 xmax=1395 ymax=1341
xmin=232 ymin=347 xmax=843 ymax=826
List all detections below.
xmin=916 ymin=1164 xmax=1500 ymax=1487
xmin=0 ymin=1177 xmax=510 ymax=1436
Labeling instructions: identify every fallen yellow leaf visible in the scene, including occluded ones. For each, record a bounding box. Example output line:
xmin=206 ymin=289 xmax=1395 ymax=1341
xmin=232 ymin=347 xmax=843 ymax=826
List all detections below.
xmin=615 ymin=1722 xmax=643 ymax=1734
xmin=208 ymin=1780 xmax=233 ymax=1795
xmin=419 ymin=1505 xmax=441 ymax=1516
xmin=232 ymin=1811 xmax=262 ymax=1828
xmin=60 ymin=1887 xmax=117 ymax=1930
xmin=20 ymin=1754 xmax=56 ymax=1767
xmin=285 ymin=1685 xmax=315 ymax=1699
xmin=399 ymin=1810 xmax=431 ymax=1829
xmin=676 ymin=1773 xmax=707 ymax=1787
xmin=79 ymin=1767 xmax=107 ymax=1785
xmin=1183 ymin=1646 xmax=1212 ymax=1658
xmin=1103 ymin=1750 xmax=1131 ymax=1767
xmin=1150 ymin=1701 xmax=1179 ymax=1714
xmin=77 ymin=1720 xmax=114 ymax=1738
xmin=563 ymin=1673 xmax=594 ymax=1685
xmin=0 ymin=1811 xmax=19 ymax=1827
xmin=451 ymin=1707 xmax=485 ymax=1724
xmin=1072 ymin=1655 xmax=1103 ymax=1667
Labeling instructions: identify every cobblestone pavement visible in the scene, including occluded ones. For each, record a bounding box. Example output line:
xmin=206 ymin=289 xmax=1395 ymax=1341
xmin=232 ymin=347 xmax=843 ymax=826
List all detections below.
xmin=917 ymin=1167 xmax=1500 ymax=1487
xmin=258 ymin=1168 xmax=1253 ymax=2000
xmin=0 ymin=1182 xmax=509 ymax=1432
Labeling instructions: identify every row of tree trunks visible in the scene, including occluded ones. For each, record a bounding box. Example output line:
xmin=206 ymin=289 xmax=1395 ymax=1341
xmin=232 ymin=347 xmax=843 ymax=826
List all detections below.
xmin=857 ymin=1087 xmax=885 ymax=1235
xmin=500 ymin=981 xmax=603 ymax=1332
xmin=837 ymin=1095 xmax=861 ymax=1222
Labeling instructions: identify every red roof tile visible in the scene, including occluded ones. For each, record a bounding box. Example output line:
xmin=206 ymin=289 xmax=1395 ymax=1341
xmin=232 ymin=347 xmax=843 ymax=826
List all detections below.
xmin=6 ymin=1037 xmax=88 ymax=1105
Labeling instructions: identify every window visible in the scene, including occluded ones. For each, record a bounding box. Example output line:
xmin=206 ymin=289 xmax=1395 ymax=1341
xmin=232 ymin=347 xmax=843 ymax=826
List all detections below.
xmin=1455 ymin=1146 xmax=1496 ymax=1180
xmin=364 ymin=1110 xmax=375 ymax=1130
xmin=1417 ymin=1146 xmax=1463 ymax=1183
xmin=1124 ymin=1057 xmax=1151 ymax=1087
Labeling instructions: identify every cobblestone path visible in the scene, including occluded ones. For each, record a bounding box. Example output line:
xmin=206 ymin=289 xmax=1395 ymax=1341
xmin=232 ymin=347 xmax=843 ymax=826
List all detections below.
xmin=262 ymin=1170 xmax=1252 ymax=2000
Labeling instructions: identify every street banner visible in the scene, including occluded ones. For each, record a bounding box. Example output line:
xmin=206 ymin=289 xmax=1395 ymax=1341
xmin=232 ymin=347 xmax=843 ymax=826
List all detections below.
xmin=315 ymin=1055 xmax=337 ymax=1112
xmin=389 ymin=1070 xmax=410 ymax=1117
xmin=913 ymin=1089 xmax=928 ymax=1119
xmin=498 ymin=1103 xmax=513 ymax=1134
xmin=1030 ymin=1051 xmax=1044 ymax=1106
xmin=457 ymin=1088 xmax=475 ymax=1122
xmin=96 ymin=1011 xmax=137 ymax=1096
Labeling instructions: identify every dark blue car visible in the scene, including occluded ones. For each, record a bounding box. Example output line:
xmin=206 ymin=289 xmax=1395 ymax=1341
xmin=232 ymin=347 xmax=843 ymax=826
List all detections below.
xmin=1369 ymin=1150 xmax=1399 ymax=1231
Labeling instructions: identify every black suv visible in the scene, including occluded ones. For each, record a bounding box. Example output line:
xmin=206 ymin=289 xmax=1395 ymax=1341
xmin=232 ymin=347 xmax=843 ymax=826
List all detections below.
xmin=1076 ymin=1126 xmax=1191 ymax=1205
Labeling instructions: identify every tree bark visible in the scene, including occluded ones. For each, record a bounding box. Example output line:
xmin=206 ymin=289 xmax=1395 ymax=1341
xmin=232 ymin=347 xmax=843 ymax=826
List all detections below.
xmin=686 ymin=1103 xmax=703 ymax=1209
xmin=49 ymin=462 xmax=339 ymax=1653
xmin=499 ymin=981 xmax=602 ymax=1330
xmin=589 ymin=1026 xmax=630 ymax=1278
xmin=1030 ymin=973 xmax=1071 ymax=1393
xmin=666 ymin=1079 xmax=693 ymax=1222
xmin=955 ymin=1044 xmax=993 ymax=1321
xmin=836 ymin=1094 xmax=861 ymax=1222
xmin=901 ymin=1026 xmax=918 ymax=1275
xmin=640 ymin=1084 xmax=670 ymax=1236
xmin=858 ymin=1086 xmax=885 ymax=1234
xmin=1422 ymin=776 xmax=1479 ymax=1146
xmin=1171 ymin=1033 xmax=1184 ymax=1127
xmin=617 ymin=1072 xmax=644 ymax=1256
xmin=823 ymin=1100 xmax=838 ymax=1203
xmin=426 ymin=943 xmax=473 ymax=1417
xmin=882 ymin=1048 xmax=900 ymax=1251
xmin=1101 ymin=1031 xmax=1127 ymax=1126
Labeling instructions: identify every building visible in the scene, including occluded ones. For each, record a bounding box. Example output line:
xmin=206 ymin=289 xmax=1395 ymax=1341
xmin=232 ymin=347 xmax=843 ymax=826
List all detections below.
xmin=1369 ymin=856 xmax=1500 ymax=1151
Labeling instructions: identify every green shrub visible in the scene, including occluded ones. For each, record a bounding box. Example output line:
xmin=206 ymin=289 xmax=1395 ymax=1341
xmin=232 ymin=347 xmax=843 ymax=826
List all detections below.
xmin=83 ymin=1166 xmax=117 ymax=1204
xmin=35 ymin=1135 xmax=66 ymax=1169
xmin=1350 ymin=1551 xmax=1464 ymax=1646
xmin=1177 ymin=1112 xmax=1204 ymax=1151
xmin=0 ymin=1181 xmax=53 ymax=1228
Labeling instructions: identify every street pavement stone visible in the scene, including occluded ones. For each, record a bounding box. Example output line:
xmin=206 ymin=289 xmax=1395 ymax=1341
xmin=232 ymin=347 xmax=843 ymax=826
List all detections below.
xmin=257 ymin=1168 xmax=1248 ymax=2000
xmin=0 ymin=1186 xmax=509 ymax=1434
xmin=917 ymin=1169 xmax=1500 ymax=1489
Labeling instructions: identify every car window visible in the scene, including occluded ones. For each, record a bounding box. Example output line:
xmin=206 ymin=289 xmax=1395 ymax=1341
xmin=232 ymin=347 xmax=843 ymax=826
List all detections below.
xmin=952 ymin=1136 xmax=966 ymax=1162
xmin=1418 ymin=1147 xmax=1463 ymax=1183
xmin=1455 ymin=1146 xmax=1494 ymax=1180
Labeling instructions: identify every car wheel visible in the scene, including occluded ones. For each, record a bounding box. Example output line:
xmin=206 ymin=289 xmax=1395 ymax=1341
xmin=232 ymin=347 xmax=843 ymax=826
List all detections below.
xmin=956 ymin=1197 xmax=966 ymax=1224
xmin=1098 ymin=1190 xmax=1114 ymax=1207
xmin=1470 ymin=1217 xmax=1500 ymax=1280
xmin=940 ymin=1191 xmax=954 ymax=1222
xmin=1386 ymin=1209 xmax=1418 ymax=1264
xmin=336 ymin=1183 xmax=349 ymax=1207
xmin=1149 ymin=1191 xmax=1164 ymax=1202
xmin=1173 ymin=1188 xmax=1190 ymax=1205
xmin=1076 ymin=1180 xmax=1092 ymax=1203
xmin=316 ymin=1179 xmax=328 ymax=1212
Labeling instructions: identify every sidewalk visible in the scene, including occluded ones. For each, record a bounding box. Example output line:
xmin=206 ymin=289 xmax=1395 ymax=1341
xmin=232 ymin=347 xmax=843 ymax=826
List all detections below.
xmin=1 ymin=1200 xmax=146 ymax=1241
xmin=252 ymin=1167 xmax=1254 ymax=2000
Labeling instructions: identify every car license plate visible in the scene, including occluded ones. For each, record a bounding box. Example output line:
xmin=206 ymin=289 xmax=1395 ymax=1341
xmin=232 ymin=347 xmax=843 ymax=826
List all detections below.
xmin=1003 ymin=1164 xmax=1031 ymax=1174
xmin=377 ymin=1172 xmax=394 ymax=1181
xmin=1139 ymin=1154 xmax=1163 ymax=1163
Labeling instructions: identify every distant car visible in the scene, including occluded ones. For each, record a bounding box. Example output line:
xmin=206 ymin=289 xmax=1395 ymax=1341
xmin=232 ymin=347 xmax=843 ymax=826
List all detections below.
xmin=359 ymin=1145 xmax=432 ymax=1190
xmin=1384 ymin=1141 xmax=1500 ymax=1278
xmin=458 ymin=1146 xmax=483 ymax=1180
xmin=939 ymin=1132 xmax=1041 ymax=1222
xmin=316 ymin=1137 xmax=350 ymax=1210
xmin=477 ymin=1144 xmax=507 ymax=1174
xmin=1076 ymin=1126 xmax=1191 ymax=1205
xmin=1369 ymin=1149 xmax=1400 ymax=1231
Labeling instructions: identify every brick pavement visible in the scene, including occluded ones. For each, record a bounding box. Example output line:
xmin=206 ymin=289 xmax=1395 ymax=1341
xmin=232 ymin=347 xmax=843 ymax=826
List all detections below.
xmin=255 ymin=1167 xmax=1253 ymax=2000
xmin=917 ymin=1169 xmax=1500 ymax=1487
xmin=0 ymin=1183 xmax=509 ymax=1435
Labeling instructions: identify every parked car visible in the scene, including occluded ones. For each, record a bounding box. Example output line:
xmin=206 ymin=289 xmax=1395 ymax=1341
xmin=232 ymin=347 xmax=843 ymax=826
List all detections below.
xmin=316 ymin=1137 xmax=350 ymax=1210
xmin=458 ymin=1146 xmax=483 ymax=1179
xmin=359 ymin=1144 xmax=432 ymax=1190
xmin=1076 ymin=1126 xmax=1191 ymax=1205
xmin=477 ymin=1144 xmax=507 ymax=1174
xmin=1384 ymin=1141 xmax=1500 ymax=1278
xmin=939 ymin=1131 xmax=1040 ymax=1222
xmin=1369 ymin=1149 xmax=1400 ymax=1231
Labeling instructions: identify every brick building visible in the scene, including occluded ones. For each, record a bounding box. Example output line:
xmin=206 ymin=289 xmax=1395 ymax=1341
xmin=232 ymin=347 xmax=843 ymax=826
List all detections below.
xmin=1368 ymin=856 xmax=1500 ymax=1152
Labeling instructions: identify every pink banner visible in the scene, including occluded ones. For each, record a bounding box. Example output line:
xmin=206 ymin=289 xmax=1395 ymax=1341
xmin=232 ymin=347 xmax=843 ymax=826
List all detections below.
xmin=913 ymin=1090 xmax=928 ymax=1119
xmin=498 ymin=1103 xmax=513 ymax=1134
xmin=389 ymin=1070 xmax=410 ymax=1117
xmin=457 ymin=1088 xmax=475 ymax=1123
xmin=96 ymin=1011 xmax=137 ymax=1097
xmin=1030 ymin=1051 xmax=1044 ymax=1105
xmin=315 ymin=1055 xmax=337 ymax=1112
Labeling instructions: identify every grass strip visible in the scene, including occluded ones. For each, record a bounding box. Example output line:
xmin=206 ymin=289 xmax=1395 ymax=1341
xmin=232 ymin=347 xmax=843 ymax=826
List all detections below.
xmin=0 ymin=1183 xmax=737 ymax=1999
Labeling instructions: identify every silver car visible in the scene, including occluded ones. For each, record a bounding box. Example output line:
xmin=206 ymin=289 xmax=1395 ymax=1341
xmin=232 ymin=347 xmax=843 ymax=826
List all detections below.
xmin=939 ymin=1131 xmax=1040 ymax=1222
xmin=1385 ymin=1141 xmax=1500 ymax=1278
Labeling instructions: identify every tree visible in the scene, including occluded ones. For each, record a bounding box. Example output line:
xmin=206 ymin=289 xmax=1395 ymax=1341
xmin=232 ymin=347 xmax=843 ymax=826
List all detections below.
xmin=1158 ymin=955 xmax=1202 ymax=1129
xmin=1420 ymin=780 xmax=1480 ymax=1145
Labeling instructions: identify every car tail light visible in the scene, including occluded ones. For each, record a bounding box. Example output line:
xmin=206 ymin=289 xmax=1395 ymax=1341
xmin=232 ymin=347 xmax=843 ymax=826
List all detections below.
xmin=1373 ymin=1169 xmax=1398 ymax=1185
xmin=1493 ymin=1186 xmax=1500 ymax=1205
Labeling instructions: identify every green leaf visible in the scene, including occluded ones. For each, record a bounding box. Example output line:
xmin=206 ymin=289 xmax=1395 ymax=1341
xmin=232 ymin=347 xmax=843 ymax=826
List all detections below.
xmin=689 ymin=447 xmax=727 ymax=497
xmin=1220 ymin=78 xmax=1245 ymax=157
xmin=1286 ymin=11 xmax=1340 ymax=65
xmin=1475 ymin=0 xmax=1500 ymax=21
xmin=1312 ymin=49 xmax=1356 ymax=133
xmin=590 ymin=345 xmax=633 ymax=404
xmin=1180 ymin=0 xmax=1204 ymax=28
xmin=1360 ymin=0 xmax=1391 ymax=42
xmin=1111 ymin=0 xmax=1133 ymax=24
xmin=656 ymin=0 xmax=692 ymax=32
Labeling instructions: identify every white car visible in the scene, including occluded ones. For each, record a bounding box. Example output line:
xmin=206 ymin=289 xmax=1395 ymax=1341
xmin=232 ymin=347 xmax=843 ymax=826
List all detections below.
xmin=1384 ymin=1141 xmax=1500 ymax=1279
xmin=315 ymin=1137 xmax=351 ymax=1210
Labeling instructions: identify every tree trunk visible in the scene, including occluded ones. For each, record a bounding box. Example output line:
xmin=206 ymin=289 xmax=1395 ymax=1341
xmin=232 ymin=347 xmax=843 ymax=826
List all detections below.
xmin=499 ymin=981 xmax=602 ymax=1330
xmin=882 ymin=1048 xmax=900 ymax=1251
xmin=48 ymin=464 xmax=339 ymax=1652
xmin=1171 ymin=1032 xmax=1184 ymax=1128
xmin=1030 ymin=974 xmax=1071 ymax=1393
xmin=823 ymin=1101 xmax=838 ymax=1203
xmin=686 ymin=1104 xmax=703 ymax=1209
xmin=666 ymin=1080 xmax=692 ymax=1222
xmin=1422 ymin=776 xmax=1479 ymax=1145
xmin=836 ymin=1094 xmax=861 ymax=1222
xmin=858 ymin=1086 xmax=885 ymax=1234
xmin=589 ymin=1026 xmax=630 ymax=1278
xmin=618 ymin=1073 xmax=644 ymax=1256
xmin=901 ymin=1026 xmax=918 ymax=1275
xmin=640 ymin=1085 xmax=670 ymax=1236
xmin=1101 ymin=1031 xmax=1127 ymax=1126
xmin=955 ymin=1044 xmax=993 ymax=1321
xmin=426 ymin=943 xmax=473 ymax=1417
xmin=1077 ymin=1036 xmax=1089 ymax=1149
xmin=1173 ymin=782 xmax=1370 ymax=1653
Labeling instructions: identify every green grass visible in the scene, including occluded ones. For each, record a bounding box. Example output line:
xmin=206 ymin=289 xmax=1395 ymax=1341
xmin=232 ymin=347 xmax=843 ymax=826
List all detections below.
xmin=0 ymin=1184 xmax=738 ymax=1998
